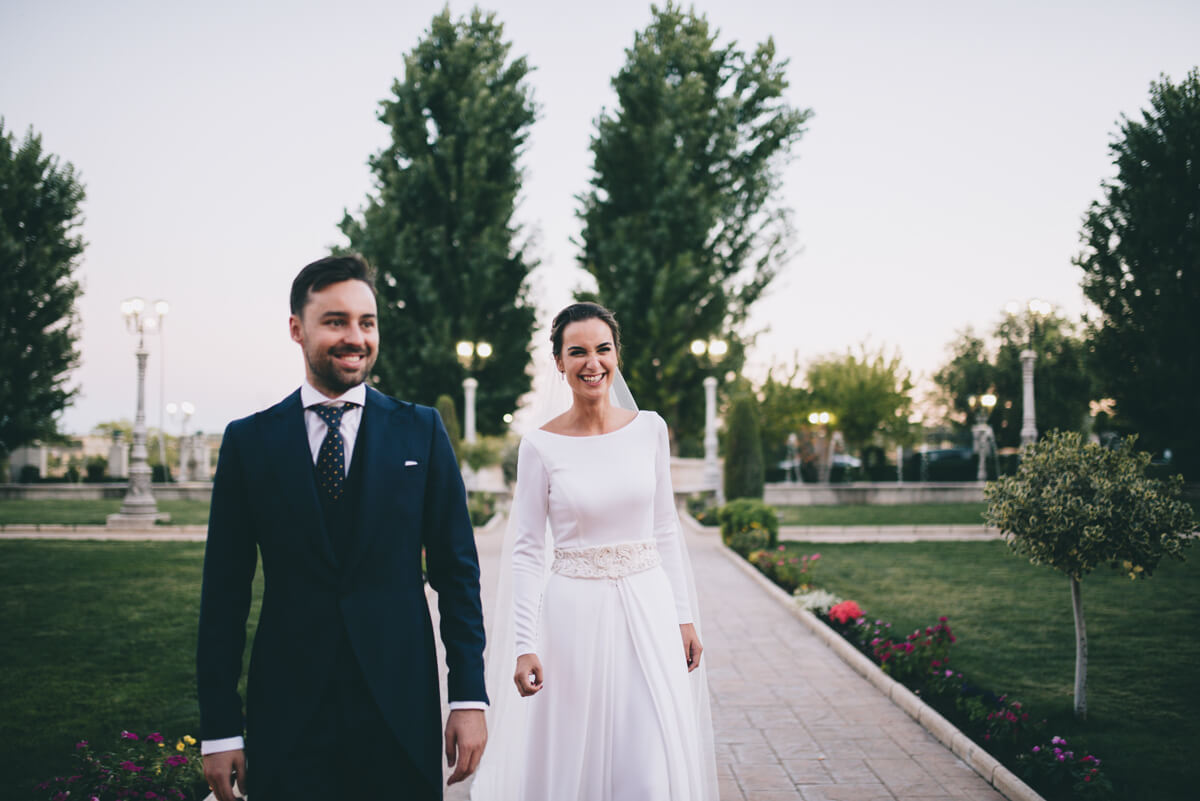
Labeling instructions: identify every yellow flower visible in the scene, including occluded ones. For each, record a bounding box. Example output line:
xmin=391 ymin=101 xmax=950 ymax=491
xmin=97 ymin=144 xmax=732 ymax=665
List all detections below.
xmin=184 ymin=735 xmax=197 ymax=745
xmin=157 ymin=742 xmax=165 ymax=748
xmin=176 ymin=741 xmax=186 ymax=752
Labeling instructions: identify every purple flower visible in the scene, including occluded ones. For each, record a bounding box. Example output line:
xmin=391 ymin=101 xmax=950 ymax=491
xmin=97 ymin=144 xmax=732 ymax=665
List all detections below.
xmin=1056 ymin=754 xmax=1066 ymax=762
xmin=121 ymin=731 xmax=140 ymax=741
xmin=146 ymin=732 xmax=164 ymax=744
xmin=165 ymin=754 xmax=188 ymax=767
xmin=944 ymin=669 xmax=954 ymax=677
xmin=1032 ymin=746 xmax=1040 ymax=753
xmin=119 ymin=760 xmax=143 ymax=773
xmin=145 ymin=793 xmax=159 ymax=799
xmin=75 ymin=740 xmax=89 ymax=750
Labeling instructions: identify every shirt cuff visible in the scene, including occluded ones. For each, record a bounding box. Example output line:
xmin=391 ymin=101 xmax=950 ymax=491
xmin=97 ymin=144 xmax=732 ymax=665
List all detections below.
xmin=448 ymin=701 xmax=489 ymax=711
xmin=201 ymin=736 xmax=245 ymax=755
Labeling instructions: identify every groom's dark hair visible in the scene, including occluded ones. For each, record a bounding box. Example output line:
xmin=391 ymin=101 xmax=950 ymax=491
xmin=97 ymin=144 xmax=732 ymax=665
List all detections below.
xmin=550 ymin=302 xmax=621 ymax=359
xmin=290 ymin=253 xmax=376 ymax=316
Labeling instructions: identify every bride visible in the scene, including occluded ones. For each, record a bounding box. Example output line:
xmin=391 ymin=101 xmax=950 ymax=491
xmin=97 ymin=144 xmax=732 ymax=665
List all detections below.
xmin=470 ymin=302 xmax=718 ymax=800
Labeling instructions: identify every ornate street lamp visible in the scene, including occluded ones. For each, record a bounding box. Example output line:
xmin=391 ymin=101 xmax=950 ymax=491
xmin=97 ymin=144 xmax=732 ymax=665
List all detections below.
xmin=691 ymin=339 xmax=728 ymax=505
xmin=456 ymin=340 xmax=493 ymax=445
xmin=1005 ymin=299 xmax=1052 ymax=446
xmin=154 ymin=300 xmax=169 ymax=471
xmin=108 ymin=297 xmax=170 ymax=528
xmin=166 ymin=401 xmax=195 ymax=480
xmin=807 ymin=411 xmax=836 ymax=483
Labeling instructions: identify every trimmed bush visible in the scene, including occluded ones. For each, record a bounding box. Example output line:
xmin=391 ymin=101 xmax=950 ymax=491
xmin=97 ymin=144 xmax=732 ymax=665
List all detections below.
xmin=435 ymin=395 xmax=462 ymax=463
xmin=724 ymin=393 xmax=764 ymax=500
xmin=718 ymin=498 xmax=778 ymax=556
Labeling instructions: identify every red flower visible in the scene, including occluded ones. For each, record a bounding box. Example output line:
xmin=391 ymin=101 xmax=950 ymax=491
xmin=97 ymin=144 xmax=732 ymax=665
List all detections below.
xmin=828 ymin=601 xmax=864 ymax=624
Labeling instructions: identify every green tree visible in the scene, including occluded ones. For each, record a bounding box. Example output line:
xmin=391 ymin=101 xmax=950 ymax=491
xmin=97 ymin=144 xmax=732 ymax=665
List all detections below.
xmin=434 ymin=395 xmax=462 ymax=463
xmin=806 ymin=346 xmax=914 ymax=459
xmin=756 ymin=366 xmax=811 ymax=469
xmin=340 ymin=8 xmax=537 ymax=434
xmin=577 ymin=2 xmax=810 ymax=450
xmin=723 ymin=393 xmax=764 ymax=500
xmin=985 ymin=431 xmax=1194 ymax=719
xmin=0 ymin=121 xmax=84 ymax=460
xmin=934 ymin=310 xmax=1094 ymax=448
xmin=1076 ymin=69 xmax=1200 ymax=475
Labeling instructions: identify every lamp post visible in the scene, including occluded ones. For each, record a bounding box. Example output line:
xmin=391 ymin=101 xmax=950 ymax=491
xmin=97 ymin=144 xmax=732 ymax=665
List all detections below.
xmin=456 ymin=340 xmax=492 ymax=444
xmin=108 ymin=297 xmax=170 ymax=528
xmin=154 ymin=300 xmax=169 ymax=474
xmin=969 ymin=393 xmax=998 ymax=481
xmin=808 ymin=410 xmax=834 ymax=483
xmin=1006 ymin=299 xmax=1051 ymax=447
xmin=691 ymin=339 xmax=728 ymax=505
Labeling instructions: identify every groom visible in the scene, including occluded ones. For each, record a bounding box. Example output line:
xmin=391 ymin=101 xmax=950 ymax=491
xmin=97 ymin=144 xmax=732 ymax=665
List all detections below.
xmin=197 ymin=254 xmax=488 ymax=801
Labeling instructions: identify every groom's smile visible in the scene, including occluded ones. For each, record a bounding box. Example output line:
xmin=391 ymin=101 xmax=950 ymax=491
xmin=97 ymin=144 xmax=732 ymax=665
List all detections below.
xmin=290 ymin=277 xmax=379 ymax=397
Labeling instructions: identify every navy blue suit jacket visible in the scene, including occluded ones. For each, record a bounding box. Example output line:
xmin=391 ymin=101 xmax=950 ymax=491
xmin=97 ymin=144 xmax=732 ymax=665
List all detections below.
xmin=196 ymin=386 xmax=487 ymax=789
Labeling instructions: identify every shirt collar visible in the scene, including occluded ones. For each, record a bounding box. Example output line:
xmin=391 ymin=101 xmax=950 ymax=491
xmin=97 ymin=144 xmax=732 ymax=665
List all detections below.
xmin=301 ymin=380 xmax=366 ymax=409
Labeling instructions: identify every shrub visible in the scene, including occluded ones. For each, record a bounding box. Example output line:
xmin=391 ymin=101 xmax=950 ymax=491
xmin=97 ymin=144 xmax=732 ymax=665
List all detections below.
xmin=685 ymin=492 xmax=719 ymax=526
xmin=1018 ymin=736 xmax=1114 ymax=800
xmin=20 ymin=464 xmax=40 ymax=483
xmin=718 ymin=498 xmax=778 ymax=555
xmin=723 ymin=394 xmax=764 ymax=500
xmin=436 ymin=395 xmax=462 ymax=463
xmin=747 ymin=546 xmax=821 ymax=593
xmin=85 ymin=455 xmax=108 ymax=482
xmin=462 ymin=436 xmax=504 ymax=472
xmin=36 ymin=730 xmax=206 ymax=800
xmin=467 ymin=492 xmax=496 ymax=527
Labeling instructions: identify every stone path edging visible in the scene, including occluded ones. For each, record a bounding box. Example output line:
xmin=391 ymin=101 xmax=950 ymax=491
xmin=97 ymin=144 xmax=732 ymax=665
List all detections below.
xmin=715 ymin=541 xmax=1045 ymax=801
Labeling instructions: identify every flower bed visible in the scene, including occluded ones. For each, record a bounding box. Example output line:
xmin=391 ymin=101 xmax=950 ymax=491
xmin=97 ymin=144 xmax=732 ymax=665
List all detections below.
xmin=35 ymin=730 xmax=207 ymax=801
xmin=784 ymin=582 xmax=1115 ymax=801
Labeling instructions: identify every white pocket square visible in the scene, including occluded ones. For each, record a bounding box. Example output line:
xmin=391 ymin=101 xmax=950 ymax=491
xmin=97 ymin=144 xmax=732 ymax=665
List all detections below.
xmin=404 ymin=460 xmax=419 ymax=467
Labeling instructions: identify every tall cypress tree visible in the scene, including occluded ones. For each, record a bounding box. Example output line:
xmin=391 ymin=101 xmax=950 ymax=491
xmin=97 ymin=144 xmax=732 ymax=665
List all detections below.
xmin=578 ymin=2 xmax=809 ymax=451
xmin=341 ymin=8 xmax=537 ymax=433
xmin=0 ymin=121 xmax=84 ymax=460
xmin=1077 ymin=69 xmax=1200 ymax=474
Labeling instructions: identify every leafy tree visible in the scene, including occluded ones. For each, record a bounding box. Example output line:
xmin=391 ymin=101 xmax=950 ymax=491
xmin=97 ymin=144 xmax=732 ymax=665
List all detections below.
xmin=340 ymin=7 xmax=537 ymax=434
xmin=0 ymin=121 xmax=84 ymax=460
xmin=985 ymin=431 xmax=1194 ymax=719
xmin=1076 ymin=69 xmax=1200 ymax=475
xmin=577 ymin=2 xmax=810 ymax=450
xmin=806 ymin=346 xmax=914 ymax=459
xmin=723 ymin=393 xmax=764 ymax=500
xmin=934 ymin=310 xmax=1094 ymax=448
xmin=756 ymin=365 xmax=811 ymax=468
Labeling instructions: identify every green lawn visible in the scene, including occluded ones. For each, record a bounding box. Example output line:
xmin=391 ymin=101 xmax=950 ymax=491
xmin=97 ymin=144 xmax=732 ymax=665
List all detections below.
xmin=0 ymin=541 xmax=261 ymax=800
xmin=777 ymin=502 xmax=989 ymax=526
xmin=785 ymin=539 xmax=1199 ymax=801
xmin=0 ymin=498 xmax=211 ymax=525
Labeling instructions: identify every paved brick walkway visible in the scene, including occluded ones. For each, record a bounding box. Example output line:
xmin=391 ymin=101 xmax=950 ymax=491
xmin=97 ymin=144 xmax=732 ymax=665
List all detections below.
xmin=438 ymin=519 xmax=1008 ymax=801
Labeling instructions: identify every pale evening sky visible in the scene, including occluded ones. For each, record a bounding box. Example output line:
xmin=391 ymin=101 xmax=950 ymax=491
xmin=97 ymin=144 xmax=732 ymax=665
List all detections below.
xmin=2 ymin=0 xmax=1198 ymax=436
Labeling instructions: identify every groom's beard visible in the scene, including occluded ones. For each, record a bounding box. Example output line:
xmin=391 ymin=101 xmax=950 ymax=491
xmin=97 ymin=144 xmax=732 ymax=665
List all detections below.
xmin=306 ymin=344 xmax=377 ymax=394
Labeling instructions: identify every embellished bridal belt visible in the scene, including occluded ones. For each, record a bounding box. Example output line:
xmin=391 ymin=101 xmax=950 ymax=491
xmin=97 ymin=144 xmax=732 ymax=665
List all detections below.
xmin=551 ymin=541 xmax=661 ymax=579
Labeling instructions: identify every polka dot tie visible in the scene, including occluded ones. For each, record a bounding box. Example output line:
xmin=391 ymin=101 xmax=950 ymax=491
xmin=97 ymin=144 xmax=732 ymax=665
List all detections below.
xmin=312 ymin=403 xmax=352 ymax=500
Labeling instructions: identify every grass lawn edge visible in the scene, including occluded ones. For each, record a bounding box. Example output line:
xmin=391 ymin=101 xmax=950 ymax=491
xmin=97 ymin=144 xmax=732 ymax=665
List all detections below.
xmin=701 ymin=524 xmax=1048 ymax=801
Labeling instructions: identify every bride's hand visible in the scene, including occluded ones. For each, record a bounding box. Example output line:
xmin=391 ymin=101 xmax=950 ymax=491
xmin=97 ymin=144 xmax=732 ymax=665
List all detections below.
xmin=680 ymin=623 xmax=703 ymax=672
xmin=514 ymin=652 xmax=544 ymax=697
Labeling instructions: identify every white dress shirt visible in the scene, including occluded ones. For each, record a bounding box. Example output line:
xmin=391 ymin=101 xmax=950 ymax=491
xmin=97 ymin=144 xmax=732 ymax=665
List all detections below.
xmin=202 ymin=381 xmax=484 ymax=756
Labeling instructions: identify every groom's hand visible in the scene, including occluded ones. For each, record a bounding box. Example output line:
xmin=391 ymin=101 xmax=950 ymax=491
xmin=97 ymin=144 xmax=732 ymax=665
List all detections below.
xmin=445 ymin=708 xmax=487 ymax=785
xmin=202 ymin=748 xmax=246 ymax=801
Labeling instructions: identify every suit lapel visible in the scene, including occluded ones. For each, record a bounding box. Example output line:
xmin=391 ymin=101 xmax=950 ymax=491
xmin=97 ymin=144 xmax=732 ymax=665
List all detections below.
xmin=269 ymin=389 xmax=339 ymax=571
xmin=343 ymin=387 xmax=418 ymax=576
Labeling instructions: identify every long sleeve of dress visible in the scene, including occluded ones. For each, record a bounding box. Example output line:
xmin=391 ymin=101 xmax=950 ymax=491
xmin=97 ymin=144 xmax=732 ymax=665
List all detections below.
xmin=511 ymin=437 xmax=550 ymax=655
xmin=652 ymin=414 xmax=694 ymax=623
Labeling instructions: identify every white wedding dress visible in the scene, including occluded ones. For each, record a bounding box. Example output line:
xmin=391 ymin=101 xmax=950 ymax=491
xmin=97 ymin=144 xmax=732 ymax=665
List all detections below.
xmin=470 ymin=410 xmax=717 ymax=800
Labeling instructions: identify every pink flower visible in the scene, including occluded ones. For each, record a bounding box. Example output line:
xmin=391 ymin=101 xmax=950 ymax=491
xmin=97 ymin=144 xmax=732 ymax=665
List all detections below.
xmin=146 ymin=732 xmax=164 ymax=744
xmin=828 ymin=600 xmax=864 ymax=624
xmin=75 ymin=740 xmax=89 ymax=750
xmin=120 ymin=731 xmax=139 ymax=741
xmin=165 ymin=755 xmax=188 ymax=767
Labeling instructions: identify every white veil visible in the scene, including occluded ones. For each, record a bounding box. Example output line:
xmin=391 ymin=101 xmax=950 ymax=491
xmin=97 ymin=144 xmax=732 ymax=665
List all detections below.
xmin=469 ymin=367 xmax=718 ymax=800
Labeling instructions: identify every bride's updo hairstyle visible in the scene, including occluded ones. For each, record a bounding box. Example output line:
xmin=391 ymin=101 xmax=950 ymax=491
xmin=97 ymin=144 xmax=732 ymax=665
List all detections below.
xmin=550 ymin=302 xmax=621 ymax=360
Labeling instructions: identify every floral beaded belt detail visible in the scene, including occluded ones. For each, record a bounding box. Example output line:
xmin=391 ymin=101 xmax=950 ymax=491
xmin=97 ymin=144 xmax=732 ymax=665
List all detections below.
xmin=551 ymin=541 xmax=661 ymax=579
